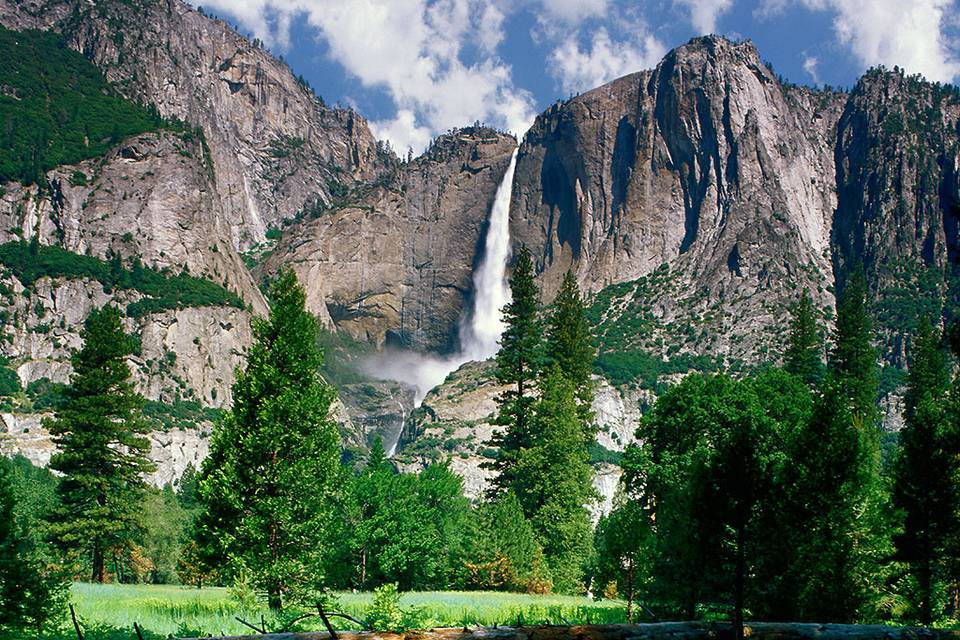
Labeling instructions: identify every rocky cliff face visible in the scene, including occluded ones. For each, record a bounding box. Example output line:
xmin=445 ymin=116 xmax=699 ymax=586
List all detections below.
xmin=0 ymin=0 xmax=394 ymax=250
xmin=266 ymin=128 xmax=517 ymax=352
xmin=394 ymin=360 xmax=647 ymax=517
xmin=512 ymin=37 xmax=846 ymax=361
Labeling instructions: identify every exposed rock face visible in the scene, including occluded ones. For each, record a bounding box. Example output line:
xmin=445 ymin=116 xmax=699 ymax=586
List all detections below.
xmin=833 ymin=70 xmax=960 ymax=364
xmin=267 ymin=128 xmax=517 ymax=351
xmin=512 ymin=37 xmax=846 ymax=361
xmin=0 ymin=411 xmax=209 ymax=488
xmin=0 ymin=0 xmax=394 ymax=249
xmin=395 ymin=361 xmax=641 ymax=516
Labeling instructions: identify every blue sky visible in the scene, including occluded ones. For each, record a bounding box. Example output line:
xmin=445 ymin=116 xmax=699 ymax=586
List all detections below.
xmin=195 ymin=0 xmax=960 ymax=153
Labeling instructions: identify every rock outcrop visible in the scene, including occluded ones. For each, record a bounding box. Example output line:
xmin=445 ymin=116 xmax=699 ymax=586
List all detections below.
xmin=0 ymin=0 xmax=394 ymax=249
xmin=266 ymin=128 xmax=517 ymax=352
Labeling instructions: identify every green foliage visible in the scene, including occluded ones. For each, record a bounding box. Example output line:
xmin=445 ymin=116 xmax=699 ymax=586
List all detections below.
xmin=327 ymin=448 xmax=473 ymax=592
xmin=0 ymin=362 xmax=20 ymax=396
xmin=592 ymin=499 xmax=651 ymax=622
xmin=512 ymin=368 xmax=595 ymax=594
xmin=892 ymin=319 xmax=959 ymax=624
xmin=545 ymin=271 xmax=596 ymax=428
xmin=465 ymin=491 xmax=541 ymax=592
xmin=25 ymin=377 xmax=68 ymax=410
xmin=45 ymin=306 xmax=156 ymax=583
xmin=488 ymin=247 xmax=543 ymax=494
xmin=783 ymin=289 xmax=825 ymax=385
xmin=0 ymin=27 xmax=167 ymax=184
xmin=830 ymin=268 xmax=880 ymax=422
xmin=0 ymin=457 xmax=68 ymax=635
xmin=195 ymin=270 xmax=341 ymax=610
xmin=365 ymin=583 xmax=405 ymax=631
xmin=142 ymin=399 xmax=223 ymax=431
xmin=594 ymin=350 xmax=722 ymax=390
xmin=0 ymin=241 xmax=243 ymax=317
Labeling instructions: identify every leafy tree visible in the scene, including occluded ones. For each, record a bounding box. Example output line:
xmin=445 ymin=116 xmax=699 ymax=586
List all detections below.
xmin=195 ymin=270 xmax=341 ymax=610
xmin=511 ymin=367 xmax=594 ymax=593
xmin=0 ymin=457 xmax=67 ymax=634
xmin=487 ymin=247 xmax=543 ymax=495
xmin=466 ymin=491 xmax=541 ymax=591
xmin=545 ymin=270 xmax=596 ymax=430
xmin=140 ymin=486 xmax=191 ymax=584
xmin=893 ymin=318 xmax=957 ymax=624
xmin=783 ymin=289 xmax=824 ymax=386
xmin=45 ymin=305 xmax=155 ymax=583
xmin=592 ymin=499 xmax=651 ymax=622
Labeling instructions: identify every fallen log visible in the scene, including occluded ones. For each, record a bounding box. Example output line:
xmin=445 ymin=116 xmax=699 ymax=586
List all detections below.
xmin=180 ymin=621 xmax=960 ymax=640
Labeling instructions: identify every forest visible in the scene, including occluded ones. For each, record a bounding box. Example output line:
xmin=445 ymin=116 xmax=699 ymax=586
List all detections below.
xmin=3 ymin=250 xmax=960 ymax=638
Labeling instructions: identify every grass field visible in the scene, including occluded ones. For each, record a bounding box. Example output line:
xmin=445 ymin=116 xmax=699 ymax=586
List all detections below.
xmin=52 ymin=583 xmax=628 ymax=639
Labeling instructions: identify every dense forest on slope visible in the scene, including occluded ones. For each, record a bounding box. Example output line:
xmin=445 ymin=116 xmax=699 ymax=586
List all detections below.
xmin=0 ymin=240 xmax=244 ymax=317
xmin=0 ymin=26 xmax=167 ymax=184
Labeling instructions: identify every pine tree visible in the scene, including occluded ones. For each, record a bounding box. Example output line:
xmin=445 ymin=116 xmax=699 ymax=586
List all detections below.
xmin=783 ymin=289 xmax=824 ymax=386
xmin=487 ymin=246 xmax=543 ymax=494
xmin=545 ymin=270 xmax=596 ymax=432
xmin=0 ymin=458 xmax=67 ymax=634
xmin=893 ymin=318 xmax=956 ymax=624
xmin=195 ymin=270 xmax=341 ymax=610
xmin=829 ymin=268 xmax=880 ymax=421
xmin=46 ymin=305 xmax=155 ymax=583
xmin=511 ymin=367 xmax=595 ymax=593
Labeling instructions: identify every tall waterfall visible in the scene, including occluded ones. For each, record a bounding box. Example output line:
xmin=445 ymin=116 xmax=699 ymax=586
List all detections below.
xmin=458 ymin=147 xmax=518 ymax=361
xmin=363 ymin=148 xmax=519 ymax=409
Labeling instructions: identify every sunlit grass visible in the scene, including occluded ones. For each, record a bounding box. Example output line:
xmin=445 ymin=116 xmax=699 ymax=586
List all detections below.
xmin=56 ymin=583 xmax=627 ymax=638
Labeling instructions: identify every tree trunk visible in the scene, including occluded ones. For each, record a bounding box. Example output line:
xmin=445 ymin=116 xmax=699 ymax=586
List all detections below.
xmin=268 ymin=586 xmax=282 ymax=611
xmin=92 ymin=539 xmax=105 ymax=583
xmin=626 ymin=563 xmax=635 ymax=624
xmin=734 ymin=525 xmax=746 ymax=640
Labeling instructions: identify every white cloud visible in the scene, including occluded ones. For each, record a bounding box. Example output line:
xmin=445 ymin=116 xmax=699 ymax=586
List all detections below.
xmin=539 ymin=0 xmax=609 ymax=25
xmin=675 ymin=0 xmax=734 ymax=34
xmin=802 ymin=54 xmax=820 ymax=83
xmin=549 ymin=27 xmax=666 ymax=94
xmin=758 ymin=0 xmax=960 ymax=83
xmin=196 ymin=0 xmax=535 ymax=153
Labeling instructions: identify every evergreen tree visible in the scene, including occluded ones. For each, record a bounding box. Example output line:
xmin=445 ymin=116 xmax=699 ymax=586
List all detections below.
xmin=829 ymin=268 xmax=880 ymax=421
xmin=545 ymin=270 xmax=596 ymax=430
xmin=46 ymin=305 xmax=155 ymax=583
xmin=0 ymin=457 xmax=67 ymax=634
xmin=511 ymin=367 xmax=594 ymax=593
xmin=487 ymin=247 xmax=543 ymax=494
xmin=195 ymin=270 xmax=341 ymax=610
xmin=893 ymin=318 xmax=956 ymax=624
xmin=783 ymin=289 xmax=824 ymax=386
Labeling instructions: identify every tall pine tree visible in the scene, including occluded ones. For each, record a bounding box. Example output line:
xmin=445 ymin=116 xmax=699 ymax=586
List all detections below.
xmin=487 ymin=246 xmax=542 ymax=494
xmin=784 ymin=289 xmax=824 ymax=386
xmin=829 ymin=268 xmax=880 ymax=421
xmin=195 ymin=270 xmax=341 ymax=610
xmin=893 ymin=318 xmax=956 ymax=624
xmin=511 ymin=367 xmax=595 ymax=593
xmin=46 ymin=305 xmax=155 ymax=583
xmin=545 ymin=270 xmax=596 ymax=432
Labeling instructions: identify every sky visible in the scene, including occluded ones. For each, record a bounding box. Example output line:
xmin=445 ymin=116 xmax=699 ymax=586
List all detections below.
xmin=193 ymin=0 xmax=960 ymax=154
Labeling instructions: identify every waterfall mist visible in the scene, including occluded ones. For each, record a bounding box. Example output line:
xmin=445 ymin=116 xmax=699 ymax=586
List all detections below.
xmin=362 ymin=148 xmax=519 ymax=406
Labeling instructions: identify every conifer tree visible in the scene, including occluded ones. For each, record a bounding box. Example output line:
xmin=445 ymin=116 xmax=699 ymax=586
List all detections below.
xmin=46 ymin=305 xmax=155 ymax=583
xmin=784 ymin=289 xmax=824 ymax=386
xmin=511 ymin=367 xmax=594 ymax=593
xmin=195 ymin=270 xmax=341 ymax=610
xmin=545 ymin=270 xmax=596 ymax=432
xmin=829 ymin=268 xmax=880 ymax=421
xmin=0 ymin=458 xmax=66 ymax=634
xmin=893 ymin=318 xmax=956 ymax=624
xmin=487 ymin=247 xmax=543 ymax=494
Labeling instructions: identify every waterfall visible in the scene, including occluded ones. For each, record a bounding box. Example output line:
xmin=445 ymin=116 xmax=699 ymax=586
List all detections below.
xmin=361 ymin=148 xmax=519 ymax=407
xmin=459 ymin=147 xmax=518 ymax=361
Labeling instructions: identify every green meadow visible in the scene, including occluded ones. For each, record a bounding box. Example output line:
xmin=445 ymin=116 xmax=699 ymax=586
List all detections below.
xmin=44 ymin=583 xmax=627 ymax=639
